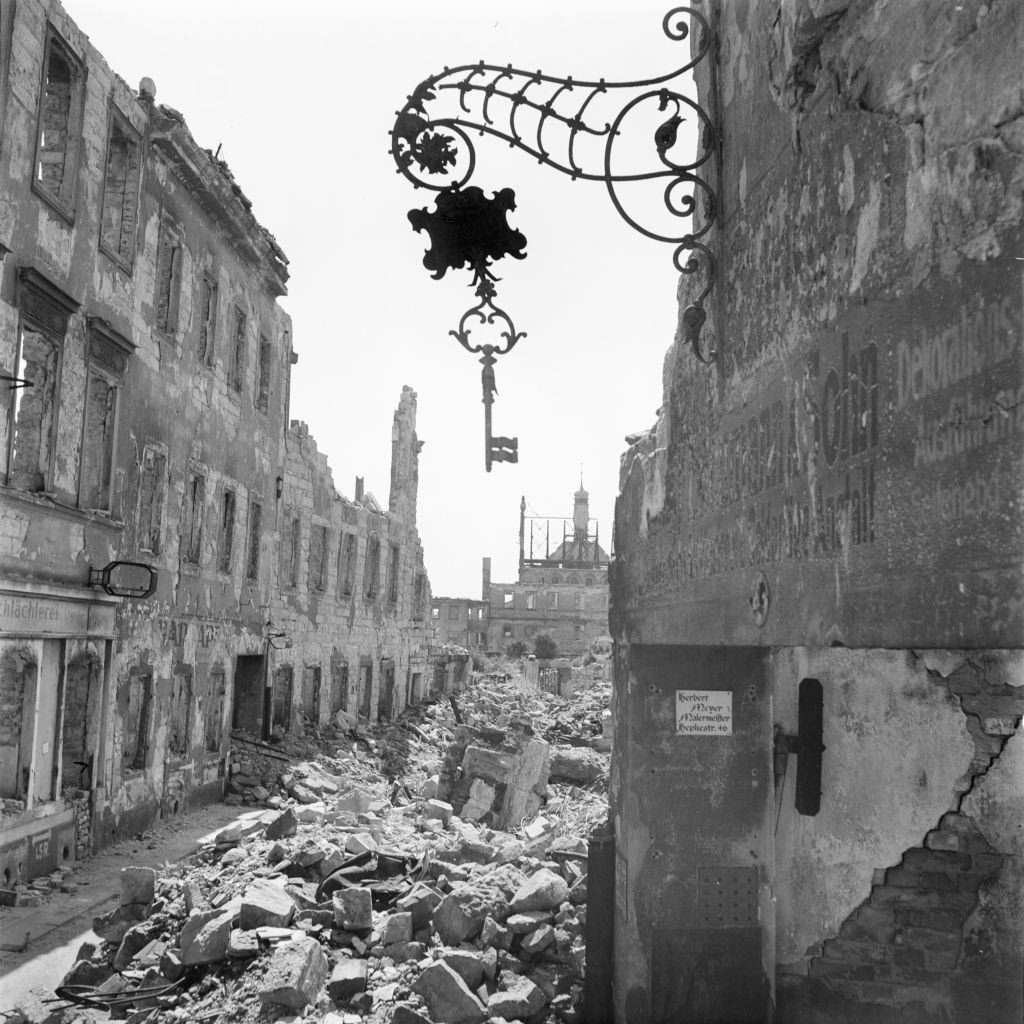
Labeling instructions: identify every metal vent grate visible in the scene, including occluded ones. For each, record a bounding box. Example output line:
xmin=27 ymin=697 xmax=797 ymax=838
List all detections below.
xmin=698 ymin=866 xmax=758 ymax=927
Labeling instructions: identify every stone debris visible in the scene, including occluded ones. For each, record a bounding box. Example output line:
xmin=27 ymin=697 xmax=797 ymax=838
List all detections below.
xmin=48 ymin=672 xmax=608 ymax=1023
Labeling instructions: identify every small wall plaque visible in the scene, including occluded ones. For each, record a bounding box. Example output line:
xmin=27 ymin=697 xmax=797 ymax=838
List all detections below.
xmin=676 ymin=690 xmax=732 ymax=736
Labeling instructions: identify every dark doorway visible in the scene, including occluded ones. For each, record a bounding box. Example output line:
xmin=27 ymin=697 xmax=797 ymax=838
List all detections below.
xmin=378 ymin=660 xmax=395 ymax=721
xmin=61 ymin=650 xmax=98 ymax=791
xmin=359 ymin=660 xmax=372 ymax=719
xmin=272 ymin=665 xmax=293 ymax=733
xmin=232 ymin=654 xmax=264 ymax=735
xmin=302 ymin=666 xmax=320 ymax=727
xmin=331 ymin=658 xmax=349 ymax=714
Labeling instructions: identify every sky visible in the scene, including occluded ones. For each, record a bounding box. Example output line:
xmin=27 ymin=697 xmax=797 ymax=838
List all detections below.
xmin=62 ymin=0 xmax=697 ymax=596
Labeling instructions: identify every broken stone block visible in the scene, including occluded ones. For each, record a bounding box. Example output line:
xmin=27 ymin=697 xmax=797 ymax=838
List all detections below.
xmin=442 ymin=949 xmax=484 ymax=989
xmin=317 ymin=844 xmax=346 ymax=878
xmin=432 ymin=865 xmax=525 ymax=945
xmin=396 ymin=883 xmax=443 ymax=931
xmin=291 ymin=841 xmax=327 ymax=868
xmin=93 ymin=902 xmax=149 ymax=943
xmin=507 ymin=910 xmax=553 ymax=934
xmin=327 ymin=957 xmax=368 ymax=1000
xmin=336 ymin=787 xmax=375 ymax=815
xmin=379 ymin=911 xmax=412 ymax=945
xmin=419 ymin=775 xmax=440 ymax=800
xmin=481 ymin=946 xmax=498 ymax=981
xmin=160 ymin=949 xmax=184 ymax=981
xmin=240 ymin=878 xmax=295 ymax=929
xmin=295 ymin=801 xmax=328 ymax=822
xmin=265 ymin=806 xmax=298 ymax=840
xmin=568 ymin=876 xmax=587 ymax=905
xmin=182 ymin=880 xmax=204 ymax=913
xmin=510 ymin=869 xmax=568 ymax=913
xmin=520 ymin=923 xmax=555 ymax=956
xmin=492 ymin=839 xmax=526 ymax=865
xmin=258 ymin=934 xmax=328 ymax=1009
xmin=120 ymin=867 xmax=156 ymax=907
xmin=384 ymin=940 xmax=425 ymax=961
xmin=113 ymin=923 xmax=155 ymax=969
xmin=333 ymin=888 xmax=373 ymax=931
xmin=391 ymin=1006 xmax=433 ymax=1024
xmin=422 ymin=799 xmax=454 ymax=827
xmin=220 ymin=847 xmax=247 ymax=866
xmin=461 ymin=778 xmax=496 ymax=822
xmin=488 ymin=976 xmax=547 ymax=1019
xmin=481 ymin=916 xmax=512 ymax=950
xmin=227 ymin=929 xmax=260 ymax=958
xmin=549 ymin=747 xmax=604 ymax=784
xmin=346 ymin=832 xmax=376 ymax=855
xmin=267 ymin=841 xmax=288 ymax=864
xmin=58 ymin=958 xmax=112 ymax=990
xmin=412 ymin=961 xmax=486 ymax=1024
xmin=180 ymin=910 xmax=233 ymax=965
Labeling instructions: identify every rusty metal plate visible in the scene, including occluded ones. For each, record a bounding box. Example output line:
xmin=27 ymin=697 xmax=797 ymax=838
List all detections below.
xmin=697 ymin=866 xmax=758 ymax=928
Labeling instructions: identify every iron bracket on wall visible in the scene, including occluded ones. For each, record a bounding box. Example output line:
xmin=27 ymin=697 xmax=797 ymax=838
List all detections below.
xmin=391 ymin=5 xmax=720 ymax=470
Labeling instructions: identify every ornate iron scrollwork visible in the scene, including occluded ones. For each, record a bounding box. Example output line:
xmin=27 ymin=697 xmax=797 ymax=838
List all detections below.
xmin=392 ymin=5 xmax=720 ymax=469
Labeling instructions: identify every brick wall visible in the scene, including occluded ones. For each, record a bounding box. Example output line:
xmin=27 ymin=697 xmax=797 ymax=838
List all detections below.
xmin=779 ymin=657 xmax=1024 ymax=1023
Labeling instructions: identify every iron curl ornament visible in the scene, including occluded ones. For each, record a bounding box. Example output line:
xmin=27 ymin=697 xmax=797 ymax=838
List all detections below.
xmin=392 ymin=6 xmax=720 ymax=469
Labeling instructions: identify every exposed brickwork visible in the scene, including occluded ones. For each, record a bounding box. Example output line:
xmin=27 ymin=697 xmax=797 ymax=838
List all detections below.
xmin=780 ymin=657 xmax=1024 ymax=1022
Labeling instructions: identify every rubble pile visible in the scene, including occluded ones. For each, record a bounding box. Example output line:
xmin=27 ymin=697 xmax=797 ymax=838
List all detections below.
xmin=48 ymin=674 xmax=611 ymax=1023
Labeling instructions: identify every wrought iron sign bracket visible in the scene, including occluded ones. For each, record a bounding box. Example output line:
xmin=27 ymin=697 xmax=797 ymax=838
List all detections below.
xmin=391 ymin=5 xmax=721 ymax=470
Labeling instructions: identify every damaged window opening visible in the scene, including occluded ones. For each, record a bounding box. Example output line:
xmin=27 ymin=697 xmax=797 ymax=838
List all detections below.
xmin=7 ymin=325 xmax=60 ymax=493
xmin=182 ymin=469 xmax=206 ymax=566
xmin=138 ymin=445 xmax=167 ymax=554
xmin=229 ymin=308 xmax=246 ymax=392
xmin=99 ymin=110 xmax=141 ymax=268
xmin=283 ymin=515 xmax=300 ymax=588
xmin=218 ymin=488 xmax=236 ymax=573
xmin=302 ymin=665 xmax=320 ymax=722
xmin=61 ymin=650 xmax=97 ymax=791
xmin=123 ymin=669 xmax=151 ymax=773
xmin=33 ymin=29 xmax=85 ymax=218
xmin=549 ymin=592 xmax=559 ymax=610
xmin=331 ymin=661 xmax=349 ymax=714
xmin=197 ymin=276 xmax=217 ymax=366
xmin=526 ymin=592 xmax=536 ymax=610
xmin=431 ymin=606 xmax=440 ymax=619
xmin=79 ymin=368 xmax=118 ymax=510
xmin=167 ymin=670 xmax=191 ymax=760
xmin=154 ymin=219 xmax=182 ymax=335
xmin=387 ymin=544 xmax=400 ymax=603
xmin=205 ymin=669 xmax=225 ymax=754
xmin=503 ymin=591 xmax=513 ymax=608
xmin=413 ymin=574 xmax=425 ymax=620
xmin=339 ymin=532 xmax=357 ymax=597
xmin=245 ymin=497 xmax=262 ymax=580
xmin=308 ymin=524 xmax=327 ymax=591
xmin=0 ymin=648 xmax=37 ymax=799
xmin=448 ymin=604 xmax=459 ymax=621
xmin=255 ymin=335 xmax=271 ymax=412
xmin=364 ymin=534 xmax=380 ymax=599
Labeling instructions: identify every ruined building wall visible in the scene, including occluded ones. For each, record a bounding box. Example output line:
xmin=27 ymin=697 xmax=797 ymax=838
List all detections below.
xmin=0 ymin=0 xmax=434 ymax=878
xmin=270 ymin=387 xmax=431 ymax=731
xmin=610 ymin=1 xmax=1022 ymax=1022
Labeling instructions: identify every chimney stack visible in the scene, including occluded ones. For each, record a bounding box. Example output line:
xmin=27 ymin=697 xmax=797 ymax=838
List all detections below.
xmin=355 ymin=476 xmax=364 ymax=501
xmin=482 ymin=557 xmax=491 ymax=602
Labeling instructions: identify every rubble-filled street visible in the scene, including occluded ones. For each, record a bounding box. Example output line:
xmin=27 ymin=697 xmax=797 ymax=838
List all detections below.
xmin=3 ymin=671 xmax=612 ymax=1024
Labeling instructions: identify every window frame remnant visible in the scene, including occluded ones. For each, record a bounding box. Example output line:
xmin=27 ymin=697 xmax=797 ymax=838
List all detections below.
xmin=339 ymin=532 xmax=357 ymax=597
xmin=413 ymin=574 xmax=425 ymax=620
xmin=32 ymin=26 xmax=86 ymax=221
xmin=137 ymin=444 xmax=167 ymax=554
xmin=526 ymin=592 xmax=536 ymax=610
xmin=229 ymin=307 xmax=246 ymax=393
xmin=98 ymin=106 xmax=142 ymax=270
xmin=154 ymin=216 xmax=183 ymax=336
xmin=205 ymin=668 xmax=225 ymax=754
xmin=181 ymin=468 xmax=206 ymax=567
xmin=5 ymin=270 xmax=77 ymax=492
xmin=255 ymin=334 xmax=271 ymax=412
xmin=123 ymin=668 xmax=152 ymax=773
xmin=503 ymin=591 xmax=514 ymax=609
xmin=448 ymin=604 xmax=459 ymax=621
xmin=197 ymin=275 xmax=218 ymax=367
xmin=364 ymin=534 xmax=381 ymax=599
xmin=308 ymin=524 xmax=327 ymax=591
xmin=79 ymin=318 xmax=132 ymax=512
xmin=549 ymin=591 xmax=559 ymax=610
xmin=245 ymin=497 xmax=262 ymax=580
xmin=167 ymin=668 xmax=192 ymax=760
xmin=431 ymin=605 xmax=440 ymax=620
xmin=218 ymin=487 xmax=236 ymax=574
xmin=272 ymin=665 xmax=293 ymax=733
xmin=283 ymin=515 xmax=301 ymax=589
xmin=387 ymin=544 xmax=400 ymax=603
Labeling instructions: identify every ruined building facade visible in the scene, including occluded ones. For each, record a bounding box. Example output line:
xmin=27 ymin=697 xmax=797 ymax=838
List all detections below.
xmin=0 ymin=0 xmax=430 ymax=885
xmin=487 ymin=487 xmax=611 ymax=657
xmin=610 ymin=2 xmax=1023 ymax=1023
